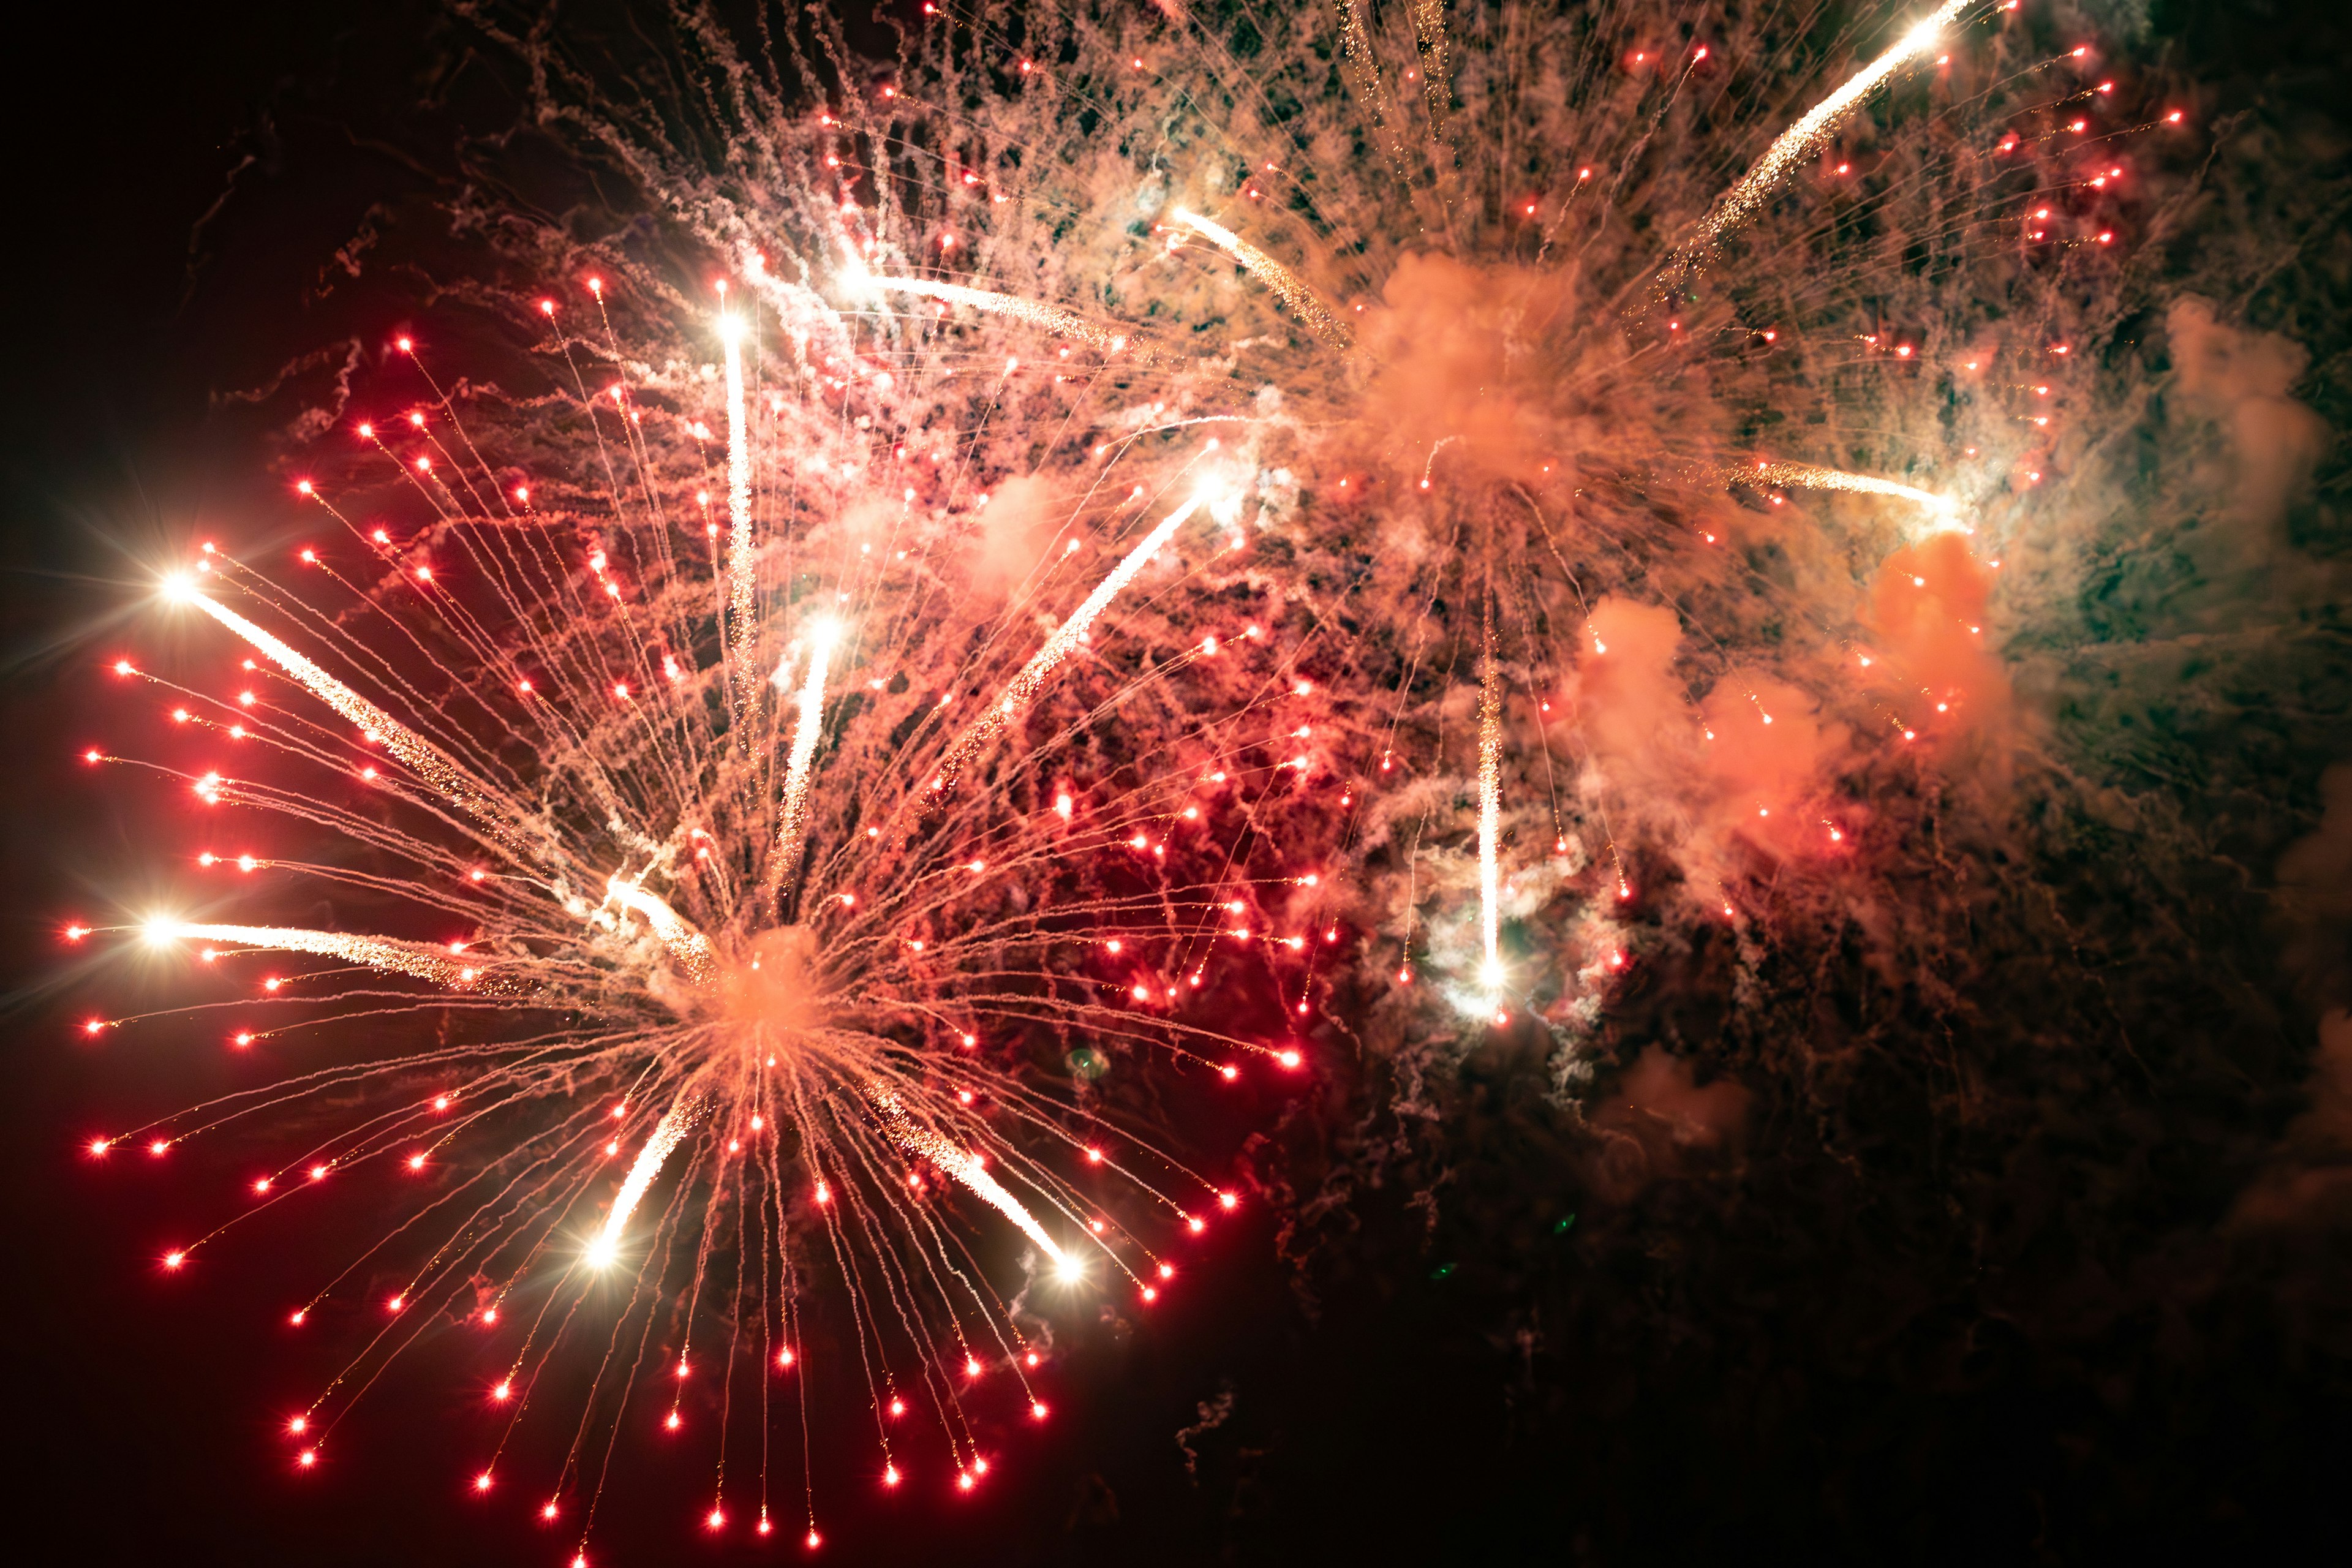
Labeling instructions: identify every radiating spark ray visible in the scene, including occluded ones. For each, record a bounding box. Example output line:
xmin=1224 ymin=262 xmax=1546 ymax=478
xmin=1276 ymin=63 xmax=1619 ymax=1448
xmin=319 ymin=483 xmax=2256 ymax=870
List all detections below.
xmin=143 ymin=921 xmax=517 ymax=990
xmin=1169 ymin=209 xmax=1353 ymax=349
xmin=604 ymin=876 xmax=717 ymax=987
xmin=164 ymin=580 xmax=527 ymax=848
xmin=1477 ymin=641 xmax=1504 ymax=995
xmin=592 ymin=1096 xmax=705 ymax=1267
xmin=722 ymin=315 xmax=760 ymax=736
xmin=1688 ymin=1 xmax=1969 ymax=250
xmin=1741 ymin=461 xmax=1967 ymax=529
xmin=772 ymin=622 xmax=837 ymax=896
xmin=919 ymin=494 xmax=1206 ymax=808
xmin=866 ymin=1087 xmax=1066 ymax=1269
xmin=862 ymin=276 xmax=1142 ymax=358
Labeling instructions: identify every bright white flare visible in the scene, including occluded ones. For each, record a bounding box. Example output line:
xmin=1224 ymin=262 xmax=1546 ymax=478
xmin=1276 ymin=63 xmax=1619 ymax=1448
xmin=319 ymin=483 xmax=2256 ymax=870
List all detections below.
xmin=773 ymin=622 xmax=837 ymax=890
xmin=167 ymin=586 xmax=522 ymax=847
xmin=867 ymin=1086 xmax=1068 ymax=1270
xmin=1745 ymin=461 xmax=1966 ymax=529
xmin=144 ymin=922 xmax=511 ymax=988
xmin=1477 ymin=650 xmax=1504 ymax=994
xmin=1692 ymin=1 xmax=1969 ymax=246
xmin=865 ymin=275 xmax=1140 ymax=357
xmin=594 ymin=1096 xmax=703 ymax=1267
xmin=922 ymin=494 xmax=1207 ymax=805
xmin=1170 ymin=208 xmax=1354 ymax=349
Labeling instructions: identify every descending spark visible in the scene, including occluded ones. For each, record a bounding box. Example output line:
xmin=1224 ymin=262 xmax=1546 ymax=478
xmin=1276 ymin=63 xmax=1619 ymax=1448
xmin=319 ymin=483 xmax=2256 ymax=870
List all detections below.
xmin=1407 ymin=0 xmax=1453 ymax=133
xmin=772 ymin=620 xmax=837 ymax=893
xmin=591 ymin=1096 xmax=704 ymax=1268
xmin=1170 ymin=208 xmax=1354 ymax=349
xmin=922 ymin=492 xmax=1207 ymax=805
xmin=721 ymin=314 xmax=759 ymax=731
xmin=1689 ymin=1 xmax=1969 ymax=249
xmin=1477 ymin=638 xmax=1504 ymax=993
xmin=867 ymin=1085 xmax=1068 ymax=1270
xmin=1743 ymin=461 xmax=1966 ymax=529
xmin=162 ymin=578 xmax=522 ymax=846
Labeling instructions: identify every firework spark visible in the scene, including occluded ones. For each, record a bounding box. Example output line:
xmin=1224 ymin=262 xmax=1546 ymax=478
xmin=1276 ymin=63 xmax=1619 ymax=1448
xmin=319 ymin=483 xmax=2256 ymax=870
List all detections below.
xmin=74 ymin=0 xmax=2195 ymax=1550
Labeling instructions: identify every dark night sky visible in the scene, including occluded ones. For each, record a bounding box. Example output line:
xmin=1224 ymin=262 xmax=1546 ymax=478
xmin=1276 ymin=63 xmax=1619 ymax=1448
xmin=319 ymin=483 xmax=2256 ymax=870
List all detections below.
xmin=4 ymin=3 xmax=2348 ymax=1564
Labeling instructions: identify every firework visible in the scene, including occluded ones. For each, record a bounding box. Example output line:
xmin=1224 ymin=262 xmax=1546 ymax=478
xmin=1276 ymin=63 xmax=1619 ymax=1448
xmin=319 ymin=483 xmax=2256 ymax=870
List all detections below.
xmin=72 ymin=0 xmax=2195 ymax=1553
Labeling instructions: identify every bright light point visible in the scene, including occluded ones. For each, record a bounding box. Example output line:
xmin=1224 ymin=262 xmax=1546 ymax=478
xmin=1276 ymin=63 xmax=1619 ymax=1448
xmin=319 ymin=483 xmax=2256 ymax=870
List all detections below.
xmin=1278 ymin=1049 xmax=1303 ymax=1069
xmin=476 ymin=1473 xmax=493 ymax=1492
xmin=160 ymin=573 xmax=197 ymax=603
xmin=163 ymin=1251 xmax=185 ymax=1269
xmin=1479 ymin=960 xmax=1505 ymax=989
xmin=1031 ymin=1401 xmax=1049 ymax=1420
xmin=883 ymin=1466 xmax=901 ymax=1487
xmin=587 ymin=1238 xmax=618 ymax=1268
xmin=1055 ymin=1251 xmax=1086 ymax=1283
xmin=492 ymin=1381 xmax=511 ymax=1401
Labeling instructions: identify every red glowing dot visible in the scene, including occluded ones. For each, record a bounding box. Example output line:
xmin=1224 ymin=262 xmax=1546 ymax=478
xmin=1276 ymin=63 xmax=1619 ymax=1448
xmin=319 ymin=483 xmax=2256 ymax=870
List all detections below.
xmin=665 ymin=1411 xmax=682 ymax=1430
xmin=1219 ymin=1065 xmax=1239 ymax=1082
xmin=1031 ymin=1401 xmax=1049 ymax=1420
xmin=395 ymin=336 xmax=413 ymax=353
xmin=149 ymin=1139 xmax=169 ymax=1156
xmin=543 ymin=1502 xmax=560 ymax=1520
xmin=88 ymin=1137 xmax=108 ymax=1155
xmin=476 ymin=1473 xmax=494 ymax=1493
xmin=290 ymin=1310 xmax=306 ymax=1326
xmin=492 ymin=1381 xmax=511 ymax=1401
xmin=298 ymin=1450 xmax=317 ymax=1468
xmin=807 ymin=1531 xmax=822 ymax=1549
xmin=884 ymin=1465 xmax=902 ymax=1487
xmin=164 ymin=1250 xmax=186 ymax=1269
xmin=1141 ymin=1286 xmax=1158 ymax=1303
xmin=707 ymin=1508 xmax=725 ymax=1529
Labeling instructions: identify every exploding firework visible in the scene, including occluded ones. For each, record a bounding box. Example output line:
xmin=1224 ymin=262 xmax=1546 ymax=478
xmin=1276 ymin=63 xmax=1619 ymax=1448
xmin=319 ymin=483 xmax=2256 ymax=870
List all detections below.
xmin=67 ymin=0 xmax=2226 ymax=1554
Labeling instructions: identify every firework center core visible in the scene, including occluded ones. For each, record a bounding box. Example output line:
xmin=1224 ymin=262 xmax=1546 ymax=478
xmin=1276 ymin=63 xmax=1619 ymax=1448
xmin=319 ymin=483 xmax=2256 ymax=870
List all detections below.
xmin=718 ymin=925 xmax=826 ymax=1032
